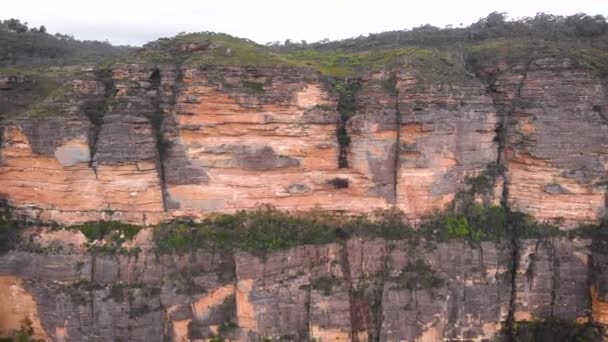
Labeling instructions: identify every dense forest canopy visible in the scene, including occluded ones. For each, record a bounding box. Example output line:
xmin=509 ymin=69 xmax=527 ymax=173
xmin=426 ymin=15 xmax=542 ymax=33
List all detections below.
xmin=0 ymin=18 xmax=134 ymax=67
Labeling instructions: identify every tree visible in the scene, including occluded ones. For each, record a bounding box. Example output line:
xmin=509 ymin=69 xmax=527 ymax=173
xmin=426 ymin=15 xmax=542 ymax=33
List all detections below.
xmin=485 ymin=12 xmax=507 ymax=27
xmin=4 ymin=18 xmax=28 ymax=33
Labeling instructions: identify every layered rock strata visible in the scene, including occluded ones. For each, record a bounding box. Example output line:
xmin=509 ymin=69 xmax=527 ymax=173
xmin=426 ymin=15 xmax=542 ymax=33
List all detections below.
xmin=0 ymin=229 xmax=606 ymax=341
xmin=0 ymin=57 xmax=607 ymax=226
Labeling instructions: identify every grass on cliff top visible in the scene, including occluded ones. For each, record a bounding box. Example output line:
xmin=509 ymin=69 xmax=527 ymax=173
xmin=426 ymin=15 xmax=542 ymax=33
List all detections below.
xmin=131 ymin=32 xmax=294 ymax=67
xmin=466 ymin=38 xmax=608 ymax=77
xmin=285 ymin=47 xmax=470 ymax=81
xmin=130 ymin=31 xmax=608 ymax=80
xmin=0 ymin=67 xmax=73 ymax=119
xmin=128 ymin=32 xmax=473 ymax=80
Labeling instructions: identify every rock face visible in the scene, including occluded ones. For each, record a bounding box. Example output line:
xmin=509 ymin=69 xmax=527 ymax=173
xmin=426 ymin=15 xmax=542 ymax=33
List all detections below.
xmin=0 ymin=229 xmax=606 ymax=341
xmin=487 ymin=58 xmax=608 ymax=227
xmin=0 ymin=58 xmax=606 ymax=226
xmin=0 ymin=66 xmax=167 ymax=225
xmin=395 ymin=71 xmax=499 ymax=220
xmin=163 ymin=66 xmax=391 ymax=217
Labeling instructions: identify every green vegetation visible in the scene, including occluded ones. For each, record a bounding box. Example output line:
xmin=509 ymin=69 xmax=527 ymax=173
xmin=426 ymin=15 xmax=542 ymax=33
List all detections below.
xmin=0 ymin=18 xmax=132 ymax=67
xmin=23 ymin=81 xmax=71 ymax=118
xmin=0 ymin=213 xmax=20 ymax=255
xmin=218 ymin=320 xmax=238 ymax=335
xmin=153 ymin=206 xmax=338 ymax=256
xmin=312 ymin=104 xmax=334 ymax=111
xmin=309 ymin=275 xmax=341 ymax=295
xmin=132 ymin=32 xmax=292 ymax=67
xmin=393 ymin=259 xmax=443 ymax=290
xmin=3 ymin=13 xmax=608 ymax=81
xmin=340 ymin=210 xmax=415 ymax=241
xmin=75 ymin=221 xmax=140 ymax=243
xmin=466 ymin=39 xmax=608 ymax=78
xmin=131 ymin=32 xmax=474 ymax=80
xmin=0 ymin=317 xmax=44 ymax=342
xmin=70 ymin=221 xmax=141 ymax=255
xmin=0 ymin=68 xmax=69 ymax=119
xmin=207 ymin=319 xmax=238 ymax=342
xmin=151 ymin=206 xmax=422 ymax=256
xmin=508 ymin=319 xmax=602 ymax=341
xmin=382 ymin=74 xmax=398 ymax=95
xmin=572 ymin=221 xmax=608 ymax=255
xmin=276 ymin=12 xmax=608 ymax=78
xmin=419 ymin=205 xmax=560 ymax=244
xmin=241 ymin=80 xmax=265 ymax=94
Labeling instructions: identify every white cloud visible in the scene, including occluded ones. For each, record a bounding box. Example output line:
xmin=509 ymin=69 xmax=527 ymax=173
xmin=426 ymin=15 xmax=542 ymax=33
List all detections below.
xmin=4 ymin=0 xmax=606 ymax=45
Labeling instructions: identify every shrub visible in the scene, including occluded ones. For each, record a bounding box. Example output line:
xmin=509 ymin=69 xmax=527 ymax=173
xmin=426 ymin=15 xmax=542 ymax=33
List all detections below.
xmin=241 ymin=80 xmax=265 ymax=93
xmin=76 ymin=221 xmax=139 ymax=244
xmin=381 ymin=74 xmax=398 ymax=95
xmin=310 ymin=275 xmax=341 ymax=295
xmin=445 ymin=214 xmax=470 ymax=238
xmin=0 ymin=214 xmax=20 ymax=255
xmin=394 ymin=259 xmax=443 ymax=290
xmin=153 ymin=206 xmax=338 ymax=256
xmin=8 ymin=317 xmax=44 ymax=342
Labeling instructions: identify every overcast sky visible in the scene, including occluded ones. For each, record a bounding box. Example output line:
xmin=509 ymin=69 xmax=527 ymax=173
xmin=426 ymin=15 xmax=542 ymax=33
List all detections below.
xmin=4 ymin=0 xmax=606 ymax=46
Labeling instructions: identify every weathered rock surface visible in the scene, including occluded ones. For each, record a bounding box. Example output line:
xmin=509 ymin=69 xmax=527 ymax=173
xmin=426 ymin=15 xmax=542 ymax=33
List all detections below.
xmin=395 ymin=71 xmax=499 ymax=220
xmin=0 ymin=229 xmax=606 ymax=341
xmin=163 ymin=66 xmax=391 ymax=217
xmin=1 ymin=59 xmax=606 ymax=226
xmin=487 ymin=58 xmax=608 ymax=227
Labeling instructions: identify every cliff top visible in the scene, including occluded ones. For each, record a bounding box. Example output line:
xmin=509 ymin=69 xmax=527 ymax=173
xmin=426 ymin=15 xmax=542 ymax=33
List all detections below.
xmin=2 ymin=12 xmax=607 ymax=79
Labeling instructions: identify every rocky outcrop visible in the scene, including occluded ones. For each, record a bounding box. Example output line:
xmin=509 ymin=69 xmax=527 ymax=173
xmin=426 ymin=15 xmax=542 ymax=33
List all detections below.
xmin=1 ymin=57 xmax=607 ymax=226
xmin=0 ymin=229 xmax=605 ymax=341
xmin=163 ymin=66 xmax=392 ymax=218
xmin=0 ymin=66 xmax=170 ymax=225
xmin=486 ymin=58 xmax=608 ymax=227
xmin=395 ymin=71 xmax=499 ymax=220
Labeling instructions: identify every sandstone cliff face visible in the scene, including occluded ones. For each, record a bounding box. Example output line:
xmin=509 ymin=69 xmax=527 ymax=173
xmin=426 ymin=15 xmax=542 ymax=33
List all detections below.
xmin=164 ymin=66 xmax=391 ymax=217
xmin=1 ymin=58 xmax=606 ymax=227
xmin=487 ymin=58 xmax=608 ymax=227
xmin=395 ymin=71 xmax=499 ymax=220
xmin=0 ymin=229 xmax=605 ymax=341
xmin=0 ymin=66 xmax=167 ymax=225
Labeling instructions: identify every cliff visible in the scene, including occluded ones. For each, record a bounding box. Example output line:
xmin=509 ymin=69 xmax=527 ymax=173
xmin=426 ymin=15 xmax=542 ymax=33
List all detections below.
xmin=1 ymin=56 xmax=606 ymax=227
xmin=1 ymin=29 xmax=608 ymax=341
xmin=0 ymin=224 xmax=606 ymax=341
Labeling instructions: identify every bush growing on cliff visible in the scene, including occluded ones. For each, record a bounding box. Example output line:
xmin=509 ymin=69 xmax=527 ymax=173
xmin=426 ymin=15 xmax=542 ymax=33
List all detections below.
xmin=153 ymin=206 xmax=338 ymax=255
xmin=241 ymin=80 xmax=265 ymax=94
xmin=0 ymin=317 xmax=44 ymax=342
xmin=152 ymin=206 xmax=417 ymax=255
xmin=0 ymin=213 xmax=21 ymax=255
xmin=393 ymin=259 xmax=444 ymax=291
xmin=309 ymin=275 xmax=341 ymax=295
xmin=73 ymin=221 xmax=141 ymax=255
xmin=420 ymin=204 xmax=507 ymax=242
xmin=343 ymin=209 xmax=415 ymax=241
